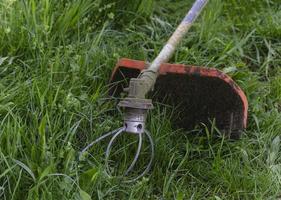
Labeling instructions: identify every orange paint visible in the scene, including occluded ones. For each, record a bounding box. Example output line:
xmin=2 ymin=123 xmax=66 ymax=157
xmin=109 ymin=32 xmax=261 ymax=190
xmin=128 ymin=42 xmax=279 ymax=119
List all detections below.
xmin=111 ymin=58 xmax=248 ymax=128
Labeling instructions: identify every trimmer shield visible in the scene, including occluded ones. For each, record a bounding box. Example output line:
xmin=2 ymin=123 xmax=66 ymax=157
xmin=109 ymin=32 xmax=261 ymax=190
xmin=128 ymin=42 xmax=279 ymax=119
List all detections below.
xmin=110 ymin=58 xmax=248 ymax=139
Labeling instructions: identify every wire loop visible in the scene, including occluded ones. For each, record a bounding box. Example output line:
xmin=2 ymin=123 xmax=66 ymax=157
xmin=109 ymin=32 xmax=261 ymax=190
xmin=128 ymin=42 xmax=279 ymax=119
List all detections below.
xmin=79 ymin=127 xmax=154 ymax=182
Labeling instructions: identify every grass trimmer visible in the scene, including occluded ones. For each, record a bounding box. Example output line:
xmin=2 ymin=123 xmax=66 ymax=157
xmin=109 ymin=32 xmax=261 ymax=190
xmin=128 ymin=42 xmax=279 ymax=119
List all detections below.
xmin=80 ymin=0 xmax=248 ymax=181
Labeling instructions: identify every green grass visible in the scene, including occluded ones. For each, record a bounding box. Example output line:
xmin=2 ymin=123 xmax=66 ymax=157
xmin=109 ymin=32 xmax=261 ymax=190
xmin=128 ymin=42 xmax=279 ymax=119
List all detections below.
xmin=0 ymin=0 xmax=281 ymax=199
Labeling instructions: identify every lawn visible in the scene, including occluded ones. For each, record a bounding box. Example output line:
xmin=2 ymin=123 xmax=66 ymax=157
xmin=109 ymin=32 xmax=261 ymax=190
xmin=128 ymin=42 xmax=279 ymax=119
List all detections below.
xmin=0 ymin=0 xmax=281 ymax=199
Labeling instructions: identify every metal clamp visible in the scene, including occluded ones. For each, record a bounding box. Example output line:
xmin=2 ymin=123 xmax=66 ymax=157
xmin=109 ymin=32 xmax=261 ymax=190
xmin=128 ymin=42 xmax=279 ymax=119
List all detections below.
xmin=118 ymin=97 xmax=153 ymax=134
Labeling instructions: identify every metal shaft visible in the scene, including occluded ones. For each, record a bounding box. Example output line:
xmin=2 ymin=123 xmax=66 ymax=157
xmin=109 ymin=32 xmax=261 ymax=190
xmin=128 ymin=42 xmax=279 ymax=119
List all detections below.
xmin=131 ymin=0 xmax=208 ymax=99
xmin=149 ymin=0 xmax=208 ymax=72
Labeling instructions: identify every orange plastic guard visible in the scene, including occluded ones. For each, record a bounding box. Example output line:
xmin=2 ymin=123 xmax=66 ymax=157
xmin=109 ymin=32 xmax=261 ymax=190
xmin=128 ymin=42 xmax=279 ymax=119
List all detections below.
xmin=109 ymin=58 xmax=248 ymax=139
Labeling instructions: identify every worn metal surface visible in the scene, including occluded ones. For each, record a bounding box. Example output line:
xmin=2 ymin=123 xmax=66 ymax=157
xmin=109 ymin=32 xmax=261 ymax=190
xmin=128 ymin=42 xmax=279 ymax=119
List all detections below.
xmin=128 ymin=0 xmax=209 ymax=99
xmin=118 ymin=98 xmax=153 ymax=134
xmin=110 ymin=58 xmax=248 ymax=138
xmin=149 ymin=0 xmax=208 ymax=73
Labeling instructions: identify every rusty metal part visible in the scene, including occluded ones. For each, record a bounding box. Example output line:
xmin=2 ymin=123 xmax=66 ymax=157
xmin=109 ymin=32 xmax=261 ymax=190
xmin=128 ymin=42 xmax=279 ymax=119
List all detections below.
xmin=118 ymin=96 xmax=153 ymax=134
xmin=110 ymin=58 xmax=248 ymax=139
